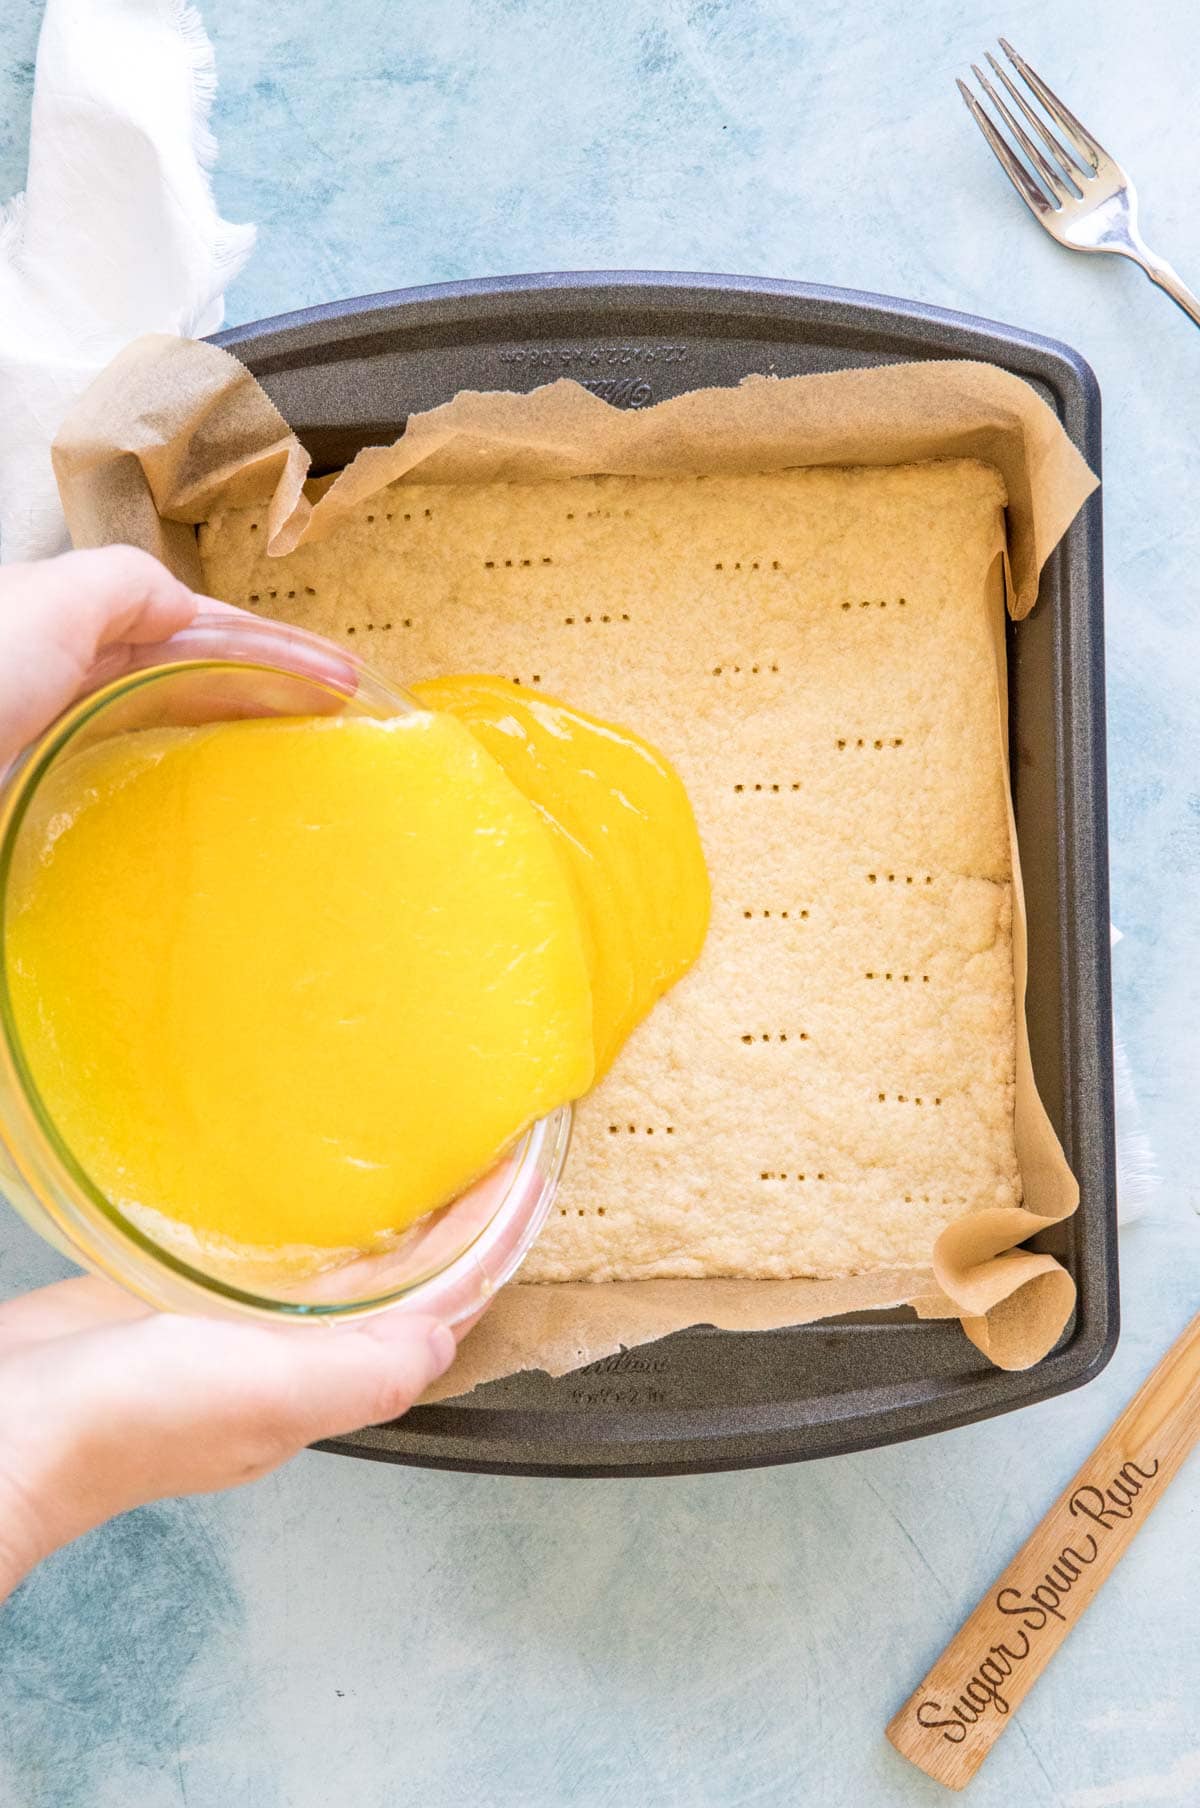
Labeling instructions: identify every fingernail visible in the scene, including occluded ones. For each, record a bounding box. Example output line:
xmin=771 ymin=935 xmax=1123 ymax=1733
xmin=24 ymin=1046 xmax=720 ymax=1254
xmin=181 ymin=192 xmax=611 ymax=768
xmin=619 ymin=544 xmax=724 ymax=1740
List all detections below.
xmin=427 ymin=1322 xmax=456 ymax=1377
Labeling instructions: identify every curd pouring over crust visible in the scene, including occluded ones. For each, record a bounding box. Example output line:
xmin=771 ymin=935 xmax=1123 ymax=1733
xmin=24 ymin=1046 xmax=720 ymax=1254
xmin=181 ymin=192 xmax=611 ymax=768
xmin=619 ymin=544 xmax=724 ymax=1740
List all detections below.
xmin=5 ymin=689 xmax=708 ymax=1258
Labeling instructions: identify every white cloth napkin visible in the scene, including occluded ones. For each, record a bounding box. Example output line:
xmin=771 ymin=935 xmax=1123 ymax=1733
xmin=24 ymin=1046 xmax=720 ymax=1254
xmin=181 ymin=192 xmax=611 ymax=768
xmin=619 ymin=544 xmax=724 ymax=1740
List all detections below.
xmin=0 ymin=0 xmax=253 ymax=564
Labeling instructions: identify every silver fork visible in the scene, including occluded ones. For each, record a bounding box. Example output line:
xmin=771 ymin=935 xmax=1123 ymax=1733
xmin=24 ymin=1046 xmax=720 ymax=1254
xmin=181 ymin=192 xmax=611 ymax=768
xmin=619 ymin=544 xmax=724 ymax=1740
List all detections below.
xmin=959 ymin=38 xmax=1200 ymax=330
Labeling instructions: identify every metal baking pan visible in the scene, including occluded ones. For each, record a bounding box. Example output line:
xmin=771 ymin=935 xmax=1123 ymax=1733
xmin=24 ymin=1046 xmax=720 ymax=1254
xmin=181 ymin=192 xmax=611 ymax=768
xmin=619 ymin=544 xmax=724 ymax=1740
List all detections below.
xmin=211 ymin=272 xmax=1116 ymax=1477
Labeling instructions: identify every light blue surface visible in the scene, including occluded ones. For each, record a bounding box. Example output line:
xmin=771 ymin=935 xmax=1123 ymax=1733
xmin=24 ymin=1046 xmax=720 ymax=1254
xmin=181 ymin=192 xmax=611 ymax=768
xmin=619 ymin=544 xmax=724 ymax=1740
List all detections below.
xmin=2 ymin=2 xmax=1200 ymax=1803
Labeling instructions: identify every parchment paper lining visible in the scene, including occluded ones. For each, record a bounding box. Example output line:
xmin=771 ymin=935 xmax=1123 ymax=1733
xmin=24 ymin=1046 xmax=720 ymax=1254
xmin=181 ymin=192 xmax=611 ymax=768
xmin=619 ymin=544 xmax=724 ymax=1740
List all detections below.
xmin=52 ymin=335 xmax=1098 ymax=1379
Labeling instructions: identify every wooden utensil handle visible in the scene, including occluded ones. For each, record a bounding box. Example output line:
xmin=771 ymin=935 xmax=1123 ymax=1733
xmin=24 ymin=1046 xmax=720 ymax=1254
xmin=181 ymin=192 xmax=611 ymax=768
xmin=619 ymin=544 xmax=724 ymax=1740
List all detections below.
xmin=887 ymin=1311 xmax=1200 ymax=1791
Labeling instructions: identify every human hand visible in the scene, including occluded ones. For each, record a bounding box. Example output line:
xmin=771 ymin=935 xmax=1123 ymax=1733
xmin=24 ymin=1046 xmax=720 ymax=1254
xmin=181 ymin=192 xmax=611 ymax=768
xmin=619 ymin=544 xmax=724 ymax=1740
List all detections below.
xmin=0 ymin=1275 xmax=457 ymax=1602
xmin=0 ymin=543 xmax=235 ymax=768
xmin=0 ymin=548 xmax=461 ymax=1599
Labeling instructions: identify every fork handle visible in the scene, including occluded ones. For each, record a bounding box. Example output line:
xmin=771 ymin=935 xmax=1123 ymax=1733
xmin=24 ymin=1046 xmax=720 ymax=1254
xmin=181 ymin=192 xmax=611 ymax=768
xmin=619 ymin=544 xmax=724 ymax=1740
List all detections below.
xmin=1138 ymin=250 xmax=1200 ymax=330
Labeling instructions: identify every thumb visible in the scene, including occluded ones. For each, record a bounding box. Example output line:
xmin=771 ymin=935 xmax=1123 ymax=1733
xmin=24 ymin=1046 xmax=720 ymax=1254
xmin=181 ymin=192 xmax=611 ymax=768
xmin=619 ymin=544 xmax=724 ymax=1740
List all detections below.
xmin=0 ymin=1309 xmax=458 ymax=1566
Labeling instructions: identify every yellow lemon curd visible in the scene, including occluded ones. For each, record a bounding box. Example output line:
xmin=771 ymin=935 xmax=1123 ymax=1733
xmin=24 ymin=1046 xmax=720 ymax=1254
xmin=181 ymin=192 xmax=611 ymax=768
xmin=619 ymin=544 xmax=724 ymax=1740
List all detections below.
xmin=4 ymin=677 xmax=709 ymax=1255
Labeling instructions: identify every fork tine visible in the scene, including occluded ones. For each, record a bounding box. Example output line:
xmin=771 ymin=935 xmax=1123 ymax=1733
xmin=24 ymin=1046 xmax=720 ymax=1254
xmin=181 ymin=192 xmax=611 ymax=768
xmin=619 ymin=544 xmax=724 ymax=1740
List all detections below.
xmin=956 ymin=79 xmax=1052 ymax=217
xmin=984 ymin=52 xmax=1089 ymax=184
xmin=971 ymin=63 xmax=1072 ymax=203
xmin=999 ymin=38 xmax=1110 ymax=173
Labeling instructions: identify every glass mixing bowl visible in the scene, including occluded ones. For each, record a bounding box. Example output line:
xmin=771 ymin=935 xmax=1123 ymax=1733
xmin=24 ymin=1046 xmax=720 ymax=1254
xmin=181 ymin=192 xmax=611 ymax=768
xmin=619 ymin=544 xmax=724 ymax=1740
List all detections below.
xmin=0 ymin=614 xmax=570 ymax=1326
